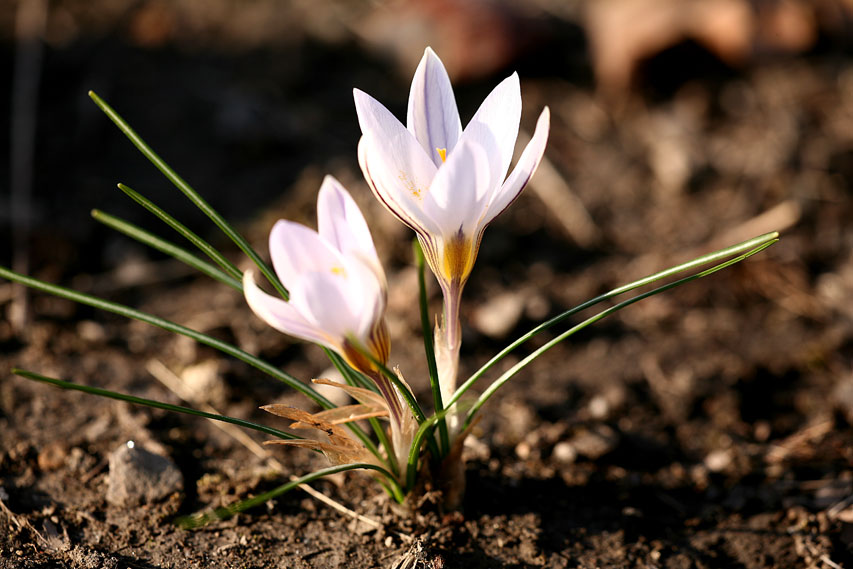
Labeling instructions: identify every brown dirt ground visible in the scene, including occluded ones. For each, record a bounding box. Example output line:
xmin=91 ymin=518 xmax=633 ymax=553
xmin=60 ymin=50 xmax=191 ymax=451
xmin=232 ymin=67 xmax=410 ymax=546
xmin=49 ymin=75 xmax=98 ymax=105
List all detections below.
xmin=2 ymin=2 xmax=853 ymax=568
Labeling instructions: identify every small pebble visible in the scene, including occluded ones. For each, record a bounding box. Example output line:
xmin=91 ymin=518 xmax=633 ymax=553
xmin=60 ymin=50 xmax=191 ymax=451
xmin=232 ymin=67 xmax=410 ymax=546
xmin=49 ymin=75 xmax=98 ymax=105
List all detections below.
xmin=588 ymin=396 xmax=609 ymax=419
xmin=472 ymin=292 xmax=525 ymax=338
xmin=552 ymin=441 xmax=577 ymax=464
xmin=704 ymin=449 xmax=732 ymax=473
xmin=569 ymin=425 xmax=618 ymax=459
xmin=37 ymin=441 xmax=68 ymax=471
xmin=181 ymin=360 xmax=226 ymax=406
xmin=107 ymin=442 xmax=183 ymax=506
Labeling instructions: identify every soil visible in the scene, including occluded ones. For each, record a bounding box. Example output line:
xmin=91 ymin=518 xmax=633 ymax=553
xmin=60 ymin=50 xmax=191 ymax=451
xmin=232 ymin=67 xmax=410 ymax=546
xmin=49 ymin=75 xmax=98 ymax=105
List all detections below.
xmin=2 ymin=2 xmax=853 ymax=568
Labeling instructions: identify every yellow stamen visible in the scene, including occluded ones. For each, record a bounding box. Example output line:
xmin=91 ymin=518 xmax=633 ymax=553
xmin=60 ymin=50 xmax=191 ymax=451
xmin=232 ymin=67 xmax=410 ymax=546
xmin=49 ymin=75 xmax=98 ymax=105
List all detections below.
xmin=330 ymin=266 xmax=346 ymax=277
xmin=398 ymin=170 xmax=423 ymax=199
xmin=436 ymin=147 xmax=447 ymax=163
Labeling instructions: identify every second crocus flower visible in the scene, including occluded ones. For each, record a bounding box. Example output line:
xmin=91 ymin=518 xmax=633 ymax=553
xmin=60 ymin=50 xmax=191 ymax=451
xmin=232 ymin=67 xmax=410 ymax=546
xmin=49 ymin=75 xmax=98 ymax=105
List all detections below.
xmin=243 ymin=175 xmax=415 ymax=474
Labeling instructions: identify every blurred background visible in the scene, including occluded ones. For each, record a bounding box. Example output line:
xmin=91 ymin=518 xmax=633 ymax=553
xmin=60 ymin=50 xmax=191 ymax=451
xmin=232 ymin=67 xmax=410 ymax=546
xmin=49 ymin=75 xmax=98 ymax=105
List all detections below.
xmin=1 ymin=0 xmax=853 ymax=566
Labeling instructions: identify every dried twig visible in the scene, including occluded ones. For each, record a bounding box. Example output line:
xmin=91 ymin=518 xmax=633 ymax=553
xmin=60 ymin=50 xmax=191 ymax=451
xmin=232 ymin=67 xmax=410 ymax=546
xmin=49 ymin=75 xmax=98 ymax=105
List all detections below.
xmin=0 ymin=487 xmax=47 ymax=546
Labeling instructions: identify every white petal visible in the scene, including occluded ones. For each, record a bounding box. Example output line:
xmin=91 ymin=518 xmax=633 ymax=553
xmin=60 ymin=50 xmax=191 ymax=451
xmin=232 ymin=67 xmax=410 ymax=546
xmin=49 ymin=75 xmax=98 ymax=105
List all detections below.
xmin=422 ymin=138 xmax=495 ymax=237
xmin=483 ymin=107 xmax=550 ymax=226
xmin=343 ymin=254 xmax=387 ymax=338
xmin=294 ymin=270 xmax=361 ymax=340
xmin=268 ymin=220 xmax=342 ymax=288
xmin=457 ymin=73 xmax=522 ymax=185
xmin=316 ymin=175 xmax=378 ymax=263
xmin=357 ymin=134 xmax=441 ymax=239
xmin=407 ymin=47 xmax=462 ymax=167
xmin=242 ymin=271 xmax=334 ymax=349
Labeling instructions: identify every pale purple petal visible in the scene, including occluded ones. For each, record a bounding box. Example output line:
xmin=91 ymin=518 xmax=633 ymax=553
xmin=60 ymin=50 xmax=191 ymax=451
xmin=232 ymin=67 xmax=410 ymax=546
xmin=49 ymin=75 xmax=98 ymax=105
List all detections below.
xmin=344 ymin=255 xmax=387 ymax=338
xmin=407 ymin=47 xmax=462 ymax=167
xmin=269 ymin=220 xmax=343 ymax=289
xmin=357 ymin=135 xmax=441 ymax=239
xmin=483 ymin=107 xmax=550 ymax=227
xmin=457 ymin=73 xmax=522 ymax=185
xmin=422 ymin=138 xmax=495 ymax=237
xmin=292 ymin=270 xmax=363 ymax=340
xmin=243 ymin=271 xmax=334 ymax=350
xmin=316 ymin=175 xmax=378 ymax=263
xmin=353 ymin=90 xmax=438 ymax=209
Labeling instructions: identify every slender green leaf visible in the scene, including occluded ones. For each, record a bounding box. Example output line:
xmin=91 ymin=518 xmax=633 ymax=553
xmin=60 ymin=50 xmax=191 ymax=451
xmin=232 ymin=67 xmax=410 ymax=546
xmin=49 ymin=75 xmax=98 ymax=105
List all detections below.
xmin=114 ymin=184 xmax=242 ymax=282
xmin=88 ymin=91 xmax=287 ymax=300
xmin=413 ymin=239 xmax=448 ymax=456
xmin=12 ymin=368 xmax=297 ymax=440
xmin=92 ymin=209 xmax=242 ymax=291
xmin=449 ymin=232 xmax=780 ymax=407
xmin=462 ymin=238 xmax=779 ymax=427
xmin=323 ymin=348 xmax=378 ymax=393
xmin=0 ymin=265 xmax=331 ymax=408
xmin=176 ymin=462 xmax=403 ymax=528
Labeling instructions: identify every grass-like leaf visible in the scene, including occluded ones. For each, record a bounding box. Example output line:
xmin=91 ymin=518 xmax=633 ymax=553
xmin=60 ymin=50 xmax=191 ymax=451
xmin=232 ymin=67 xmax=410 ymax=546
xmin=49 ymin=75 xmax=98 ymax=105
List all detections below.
xmin=176 ymin=462 xmax=403 ymax=528
xmin=12 ymin=368 xmax=297 ymax=440
xmin=114 ymin=183 xmax=243 ymax=282
xmin=461 ymin=236 xmax=779 ymax=427
xmin=449 ymin=232 xmax=780 ymax=407
xmin=0 ymin=265 xmax=331 ymax=408
xmin=88 ymin=91 xmax=287 ymax=300
xmin=91 ymin=209 xmax=242 ymax=291
xmin=413 ymin=240 xmax=449 ymax=456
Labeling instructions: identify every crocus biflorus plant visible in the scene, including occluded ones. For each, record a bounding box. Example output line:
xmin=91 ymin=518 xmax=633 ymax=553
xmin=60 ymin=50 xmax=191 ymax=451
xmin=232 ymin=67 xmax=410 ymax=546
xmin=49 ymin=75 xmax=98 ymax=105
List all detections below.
xmin=3 ymin=47 xmax=779 ymax=524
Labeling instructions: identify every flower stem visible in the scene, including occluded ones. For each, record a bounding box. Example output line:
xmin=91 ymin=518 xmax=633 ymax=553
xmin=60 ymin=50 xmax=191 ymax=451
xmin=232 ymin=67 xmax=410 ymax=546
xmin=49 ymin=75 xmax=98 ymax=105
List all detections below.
xmin=413 ymin=240 xmax=449 ymax=456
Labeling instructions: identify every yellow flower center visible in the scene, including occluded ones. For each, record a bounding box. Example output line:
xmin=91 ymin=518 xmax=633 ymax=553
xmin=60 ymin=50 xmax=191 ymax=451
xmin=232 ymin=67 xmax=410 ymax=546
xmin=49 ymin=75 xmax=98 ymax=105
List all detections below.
xmin=441 ymin=235 xmax=475 ymax=284
xmin=436 ymin=147 xmax=447 ymax=163
xmin=330 ymin=266 xmax=346 ymax=277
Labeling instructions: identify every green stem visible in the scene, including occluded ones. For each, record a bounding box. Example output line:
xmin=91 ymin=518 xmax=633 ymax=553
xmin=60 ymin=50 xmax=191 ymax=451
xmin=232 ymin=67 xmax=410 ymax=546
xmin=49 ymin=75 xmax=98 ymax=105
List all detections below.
xmin=449 ymin=232 xmax=780 ymax=407
xmin=88 ymin=91 xmax=287 ymax=300
xmin=462 ymin=238 xmax=778 ymax=428
xmin=0 ymin=265 xmax=331 ymax=408
xmin=91 ymin=209 xmax=242 ymax=291
xmin=12 ymin=368 xmax=297 ymax=440
xmin=413 ymin=240 xmax=449 ymax=457
xmin=176 ymin=462 xmax=403 ymax=528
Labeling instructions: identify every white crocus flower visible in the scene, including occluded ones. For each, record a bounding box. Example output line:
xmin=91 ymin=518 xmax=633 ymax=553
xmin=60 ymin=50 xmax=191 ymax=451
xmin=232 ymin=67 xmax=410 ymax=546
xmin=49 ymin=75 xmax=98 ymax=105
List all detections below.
xmin=244 ymin=175 xmax=414 ymax=472
xmin=353 ymin=47 xmax=550 ymax=414
xmin=243 ymin=175 xmax=389 ymax=372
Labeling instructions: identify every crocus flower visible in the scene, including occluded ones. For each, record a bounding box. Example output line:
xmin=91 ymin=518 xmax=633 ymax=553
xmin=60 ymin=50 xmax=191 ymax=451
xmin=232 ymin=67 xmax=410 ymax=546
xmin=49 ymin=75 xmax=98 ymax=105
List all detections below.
xmin=243 ymin=175 xmax=415 ymax=473
xmin=243 ymin=175 xmax=389 ymax=373
xmin=353 ymin=47 xmax=550 ymax=406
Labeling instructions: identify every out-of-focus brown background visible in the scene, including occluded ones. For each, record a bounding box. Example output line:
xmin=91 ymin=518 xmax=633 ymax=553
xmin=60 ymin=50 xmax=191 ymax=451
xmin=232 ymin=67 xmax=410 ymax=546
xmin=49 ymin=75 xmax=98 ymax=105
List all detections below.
xmin=2 ymin=1 xmax=853 ymax=567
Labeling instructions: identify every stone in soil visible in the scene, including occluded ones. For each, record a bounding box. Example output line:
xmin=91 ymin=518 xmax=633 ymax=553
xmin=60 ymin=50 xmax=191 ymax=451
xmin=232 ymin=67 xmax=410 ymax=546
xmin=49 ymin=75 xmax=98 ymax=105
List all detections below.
xmin=106 ymin=442 xmax=183 ymax=506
